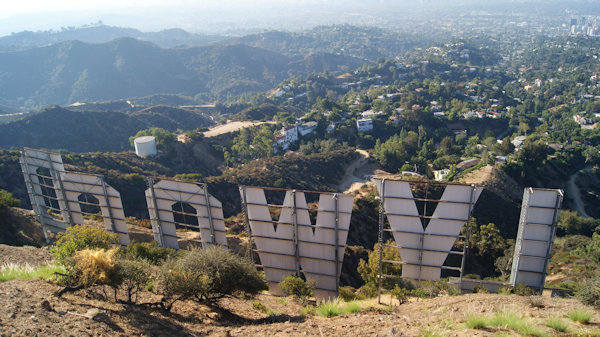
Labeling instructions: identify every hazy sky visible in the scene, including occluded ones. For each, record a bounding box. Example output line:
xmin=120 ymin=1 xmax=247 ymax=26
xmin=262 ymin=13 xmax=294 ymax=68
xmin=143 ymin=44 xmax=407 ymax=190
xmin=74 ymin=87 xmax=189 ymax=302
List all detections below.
xmin=1 ymin=0 xmax=598 ymax=36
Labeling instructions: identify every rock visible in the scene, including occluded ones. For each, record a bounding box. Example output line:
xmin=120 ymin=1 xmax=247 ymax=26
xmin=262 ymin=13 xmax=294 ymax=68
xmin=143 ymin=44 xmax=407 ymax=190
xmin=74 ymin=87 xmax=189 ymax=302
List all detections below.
xmin=39 ymin=300 xmax=53 ymax=312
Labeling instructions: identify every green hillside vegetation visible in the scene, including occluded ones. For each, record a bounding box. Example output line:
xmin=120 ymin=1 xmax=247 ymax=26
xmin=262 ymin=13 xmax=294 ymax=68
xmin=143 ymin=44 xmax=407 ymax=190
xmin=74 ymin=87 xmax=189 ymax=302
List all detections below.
xmin=0 ymin=106 xmax=212 ymax=152
xmin=0 ymin=38 xmax=365 ymax=108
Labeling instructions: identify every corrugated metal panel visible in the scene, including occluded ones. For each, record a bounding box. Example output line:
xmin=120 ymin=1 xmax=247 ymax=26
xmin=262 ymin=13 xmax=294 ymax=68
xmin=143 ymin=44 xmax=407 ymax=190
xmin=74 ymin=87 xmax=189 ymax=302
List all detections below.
xmin=510 ymin=188 xmax=563 ymax=290
xmin=242 ymin=186 xmax=353 ymax=299
xmin=376 ymin=180 xmax=482 ymax=281
xmin=61 ymin=172 xmax=130 ymax=245
xmin=145 ymin=178 xmax=227 ymax=249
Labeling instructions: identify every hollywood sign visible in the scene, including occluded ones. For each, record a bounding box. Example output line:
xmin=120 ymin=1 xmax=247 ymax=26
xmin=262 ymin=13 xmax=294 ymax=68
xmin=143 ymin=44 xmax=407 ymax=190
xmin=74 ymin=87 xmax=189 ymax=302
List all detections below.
xmin=19 ymin=148 xmax=562 ymax=297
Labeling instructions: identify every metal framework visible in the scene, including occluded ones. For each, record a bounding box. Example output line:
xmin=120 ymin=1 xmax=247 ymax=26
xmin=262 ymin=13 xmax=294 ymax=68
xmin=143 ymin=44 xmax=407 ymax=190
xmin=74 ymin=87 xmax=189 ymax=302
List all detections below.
xmin=61 ymin=172 xmax=130 ymax=245
xmin=239 ymin=185 xmax=353 ymax=299
xmin=510 ymin=188 xmax=563 ymax=291
xmin=145 ymin=177 xmax=227 ymax=249
xmin=375 ymin=179 xmax=481 ymax=303
xmin=19 ymin=147 xmax=130 ymax=244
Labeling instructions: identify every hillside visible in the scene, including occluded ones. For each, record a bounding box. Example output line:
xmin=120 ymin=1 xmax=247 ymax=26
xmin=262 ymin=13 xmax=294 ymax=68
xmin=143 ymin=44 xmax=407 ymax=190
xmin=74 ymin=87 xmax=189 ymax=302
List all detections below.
xmin=0 ymin=24 xmax=225 ymax=50
xmin=0 ymin=38 xmax=365 ymax=108
xmin=0 ymin=275 xmax=597 ymax=336
xmin=0 ymin=106 xmax=212 ymax=152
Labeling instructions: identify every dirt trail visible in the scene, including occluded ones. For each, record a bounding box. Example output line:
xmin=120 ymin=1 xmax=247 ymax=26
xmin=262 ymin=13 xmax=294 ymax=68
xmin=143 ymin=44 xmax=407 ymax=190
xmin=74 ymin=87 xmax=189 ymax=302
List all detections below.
xmin=203 ymin=121 xmax=274 ymax=138
xmin=567 ymin=168 xmax=591 ymax=218
xmin=338 ymin=149 xmax=376 ymax=193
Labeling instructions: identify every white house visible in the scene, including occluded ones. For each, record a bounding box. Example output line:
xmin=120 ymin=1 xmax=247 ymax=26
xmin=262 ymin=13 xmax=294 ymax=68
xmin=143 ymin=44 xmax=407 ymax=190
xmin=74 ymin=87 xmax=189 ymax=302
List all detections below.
xmin=298 ymin=121 xmax=318 ymax=136
xmin=356 ymin=118 xmax=374 ymax=132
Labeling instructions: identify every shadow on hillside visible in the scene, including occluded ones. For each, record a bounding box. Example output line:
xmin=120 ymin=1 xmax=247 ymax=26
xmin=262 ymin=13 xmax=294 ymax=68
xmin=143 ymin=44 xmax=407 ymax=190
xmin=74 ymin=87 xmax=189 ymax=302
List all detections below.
xmin=204 ymin=304 xmax=307 ymax=326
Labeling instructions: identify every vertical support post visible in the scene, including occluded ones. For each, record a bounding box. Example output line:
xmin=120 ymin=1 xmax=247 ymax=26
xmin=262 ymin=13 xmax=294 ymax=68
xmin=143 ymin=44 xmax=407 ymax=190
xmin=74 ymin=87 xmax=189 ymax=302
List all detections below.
xmin=202 ymin=184 xmax=216 ymax=245
xmin=100 ymin=177 xmax=118 ymax=234
xmin=239 ymin=186 xmax=254 ymax=259
xmin=511 ymin=188 xmax=532 ymax=286
xmin=20 ymin=151 xmax=50 ymax=243
xmin=147 ymin=177 xmax=164 ymax=247
xmin=539 ymin=189 xmax=563 ymax=292
xmin=333 ymin=193 xmax=339 ymax=294
xmin=459 ymin=184 xmax=476 ymax=289
xmin=46 ymin=153 xmax=73 ymax=227
xmin=292 ymin=189 xmax=300 ymax=277
xmin=377 ymin=179 xmax=385 ymax=304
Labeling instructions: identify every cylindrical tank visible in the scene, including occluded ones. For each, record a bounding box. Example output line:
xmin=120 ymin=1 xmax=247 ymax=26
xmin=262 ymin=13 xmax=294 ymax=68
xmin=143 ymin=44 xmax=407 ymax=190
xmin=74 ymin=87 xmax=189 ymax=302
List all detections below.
xmin=134 ymin=136 xmax=157 ymax=157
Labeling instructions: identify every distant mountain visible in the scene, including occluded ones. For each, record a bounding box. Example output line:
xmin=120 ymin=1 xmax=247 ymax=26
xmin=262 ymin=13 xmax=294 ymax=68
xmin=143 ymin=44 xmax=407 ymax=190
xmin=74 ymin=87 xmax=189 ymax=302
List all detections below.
xmin=0 ymin=24 xmax=225 ymax=50
xmin=218 ymin=25 xmax=427 ymax=61
xmin=0 ymin=38 xmax=366 ymax=109
xmin=0 ymin=105 xmax=213 ymax=152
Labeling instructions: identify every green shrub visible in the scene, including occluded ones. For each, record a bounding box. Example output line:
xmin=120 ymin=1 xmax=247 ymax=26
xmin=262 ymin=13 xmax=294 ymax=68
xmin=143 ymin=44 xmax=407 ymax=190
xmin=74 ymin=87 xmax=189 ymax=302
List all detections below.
xmin=577 ymin=278 xmax=600 ymax=308
xmin=157 ymin=246 xmax=266 ymax=310
xmin=124 ymin=241 xmax=176 ymax=265
xmin=116 ymin=259 xmax=152 ymax=303
xmin=546 ymin=317 xmax=568 ymax=332
xmin=512 ymin=283 xmax=537 ymax=296
xmin=473 ymin=284 xmax=489 ymax=293
xmin=390 ymin=284 xmax=410 ymax=304
xmin=568 ymin=309 xmax=592 ymax=324
xmin=463 ymin=273 xmax=481 ymax=280
xmin=0 ymin=189 xmax=20 ymax=208
xmin=53 ymin=225 xmax=117 ymax=265
xmin=278 ymin=275 xmax=315 ymax=298
xmin=316 ymin=300 xmax=344 ymax=317
xmin=338 ymin=286 xmax=364 ymax=302
xmin=357 ymin=283 xmax=378 ymax=298
xmin=413 ymin=288 xmax=428 ymax=298
xmin=498 ymin=285 xmax=513 ymax=295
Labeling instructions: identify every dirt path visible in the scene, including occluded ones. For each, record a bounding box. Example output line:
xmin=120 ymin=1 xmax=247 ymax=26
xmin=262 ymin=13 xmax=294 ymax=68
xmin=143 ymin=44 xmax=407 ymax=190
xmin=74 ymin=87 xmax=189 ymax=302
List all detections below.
xmin=203 ymin=121 xmax=274 ymax=138
xmin=567 ymin=168 xmax=590 ymax=218
xmin=338 ymin=149 xmax=374 ymax=193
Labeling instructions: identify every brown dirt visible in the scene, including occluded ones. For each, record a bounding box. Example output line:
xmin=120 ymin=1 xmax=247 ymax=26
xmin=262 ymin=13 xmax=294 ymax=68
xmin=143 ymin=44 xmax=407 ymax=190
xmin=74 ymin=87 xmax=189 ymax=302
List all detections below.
xmin=1 ymin=276 xmax=599 ymax=336
xmin=459 ymin=165 xmax=523 ymax=201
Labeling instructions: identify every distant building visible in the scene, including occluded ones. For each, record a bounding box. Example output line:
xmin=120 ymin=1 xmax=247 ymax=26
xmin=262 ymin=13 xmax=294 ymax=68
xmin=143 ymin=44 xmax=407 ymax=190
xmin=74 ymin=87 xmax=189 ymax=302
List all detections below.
xmin=274 ymin=124 xmax=298 ymax=152
xmin=456 ymin=158 xmax=480 ymax=171
xmin=433 ymin=169 xmax=450 ymax=181
xmin=356 ymin=118 xmax=374 ymax=132
xmin=326 ymin=123 xmax=336 ymax=133
xmin=512 ymin=136 xmax=527 ymax=148
xmin=298 ymin=121 xmax=318 ymax=136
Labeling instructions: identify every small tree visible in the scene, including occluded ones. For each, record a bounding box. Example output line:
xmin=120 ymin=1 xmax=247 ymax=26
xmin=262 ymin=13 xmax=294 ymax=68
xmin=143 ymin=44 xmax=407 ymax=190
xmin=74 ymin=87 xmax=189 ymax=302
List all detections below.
xmin=278 ymin=275 xmax=315 ymax=298
xmin=157 ymin=246 xmax=266 ymax=310
xmin=358 ymin=241 xmax=403 ymax=292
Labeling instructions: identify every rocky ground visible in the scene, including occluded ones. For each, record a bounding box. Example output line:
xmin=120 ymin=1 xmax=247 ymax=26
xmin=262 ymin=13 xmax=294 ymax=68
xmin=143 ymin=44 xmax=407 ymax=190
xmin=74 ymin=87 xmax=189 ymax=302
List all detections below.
xmin=0 ymin=244 xmax=598 ymax=337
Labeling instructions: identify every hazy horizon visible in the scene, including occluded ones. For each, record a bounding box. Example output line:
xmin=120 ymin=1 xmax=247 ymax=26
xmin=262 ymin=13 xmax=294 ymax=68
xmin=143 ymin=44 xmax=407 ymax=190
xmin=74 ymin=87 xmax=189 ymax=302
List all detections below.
xmin=3 ymin=0 xmax=600 ymax=37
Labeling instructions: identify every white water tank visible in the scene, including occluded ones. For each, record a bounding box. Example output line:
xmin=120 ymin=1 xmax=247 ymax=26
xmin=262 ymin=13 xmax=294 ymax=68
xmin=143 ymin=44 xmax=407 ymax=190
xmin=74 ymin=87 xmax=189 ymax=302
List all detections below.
xmin=134 ymin=136 xmax=157 ymax=157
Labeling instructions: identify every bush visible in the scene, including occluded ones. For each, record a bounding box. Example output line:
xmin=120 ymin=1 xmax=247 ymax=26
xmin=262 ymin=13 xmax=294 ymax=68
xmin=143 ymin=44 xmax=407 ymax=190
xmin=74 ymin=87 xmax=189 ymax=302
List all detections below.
xmin=71 ymin=248 xmax=121 ymax=288
xmin=568 ymin=309 xmax=592 ymax=324
xmin=124 ymin=241 xmax=176 ymax=265
xmin=53 ymin=225 xmax=117 ymax=265
xmin=513 ymin=283 xmax=537 ymax=296
xmin=358 ymin=241 xmax=402 ymax=291
xmin=473 ymin=285 xmax=489 ymax=293
xmin=158 ymin=246 xmax=266 ymax=310
xmin=498 ymin=285 xmax=513 ymax=295
xmin=338 ymin=286 xmax=364 ymax=302
xmin=0 ymin=189 xmax=19 ymax=208
xmin=390 ymin=285 xmax=410 ymax=304
xmin=357 ymin=283 xmax=378 ymax=298
xmin=576 ymin=278 xmax=600 ymax=308
xmin=278 ymin=275 xmax=315 ymax=298
xmin=117 ymin=259 xmax=152 ymax=303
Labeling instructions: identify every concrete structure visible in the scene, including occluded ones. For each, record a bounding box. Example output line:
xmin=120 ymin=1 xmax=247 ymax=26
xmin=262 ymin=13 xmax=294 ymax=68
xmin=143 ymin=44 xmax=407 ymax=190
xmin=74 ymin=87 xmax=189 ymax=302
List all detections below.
xmin=356 ymin=118 xmax=373 ymax=132
xmin=134 ymin=136 xmax=157 ymax=157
